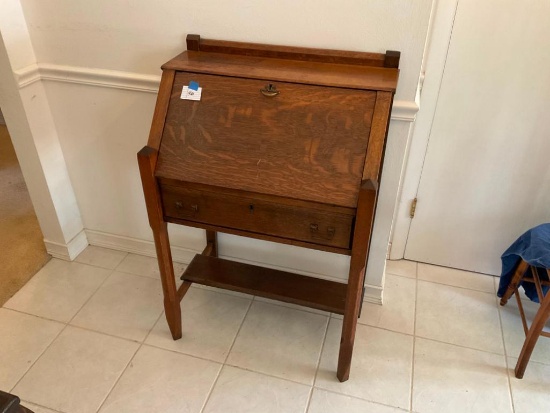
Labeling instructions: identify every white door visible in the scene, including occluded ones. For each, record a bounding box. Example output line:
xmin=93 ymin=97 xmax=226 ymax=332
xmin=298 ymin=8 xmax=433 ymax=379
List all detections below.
xmin=404 ymin=0 xmax=550 ymax=275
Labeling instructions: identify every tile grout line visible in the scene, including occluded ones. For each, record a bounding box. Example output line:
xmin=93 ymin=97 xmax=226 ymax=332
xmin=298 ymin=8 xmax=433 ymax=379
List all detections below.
xmin=60 ymin=322 xmax=157 ymax=345
xmin=7 ymin=263 xmax=118 ymax=399
xmin=390 ymin=261 xmax=497 ymax=292
xmin=8 ymin=322 xmax=68 ymax=395
xmin=222 ymin=364 xmax=320 ymax=389
xmin=343 ymin=317 xmax=416 ymax=338
xmin=409 ymin=262 xmax=418 ymax=413
xmin=221 ymin=297 xmax=254 ymax=362
xmin=385 ymin=271 xmax=417 ymax=281
xmin=94 ymin=341 xmax=142 ymax=413
xmin=75 ymin=254 xmax=128 ymax=272
xmin=415 ymin=260 xmax=495 ymax=278
xmin=66 ymin=263 xmax=119 ymax=325
xmin=304 ymin=315 xmax=331 ymax=413
xmin=90 ymin=253 xmax=151 ymax=412
xmin=414 ymin=334 xmax=509 ymax=358
xmin=303 ymin=384 xmax=315 ymax=413
xmin=142 ymin=341 xmax=231 ymax=366
xmin=141 ymin=310 xmax=166 ymax=344
xmin=110 ymin=269 xmax=166 ymax=281
xmin=199 ymin=298 xmax=254 ymax=413
xmin=496 ymin=295 xmax=517 ymax=413
xmin=21 ymin=401 xmax=64 ymax=413
xmin=310 ymin=386 xmax=410 ymax=413
xmin=66 ymin=253 xmax=140 ymax=413
xmin=252 ymin=295 xmax=331 ymax=317
xmin=416 ymin=277 xmax=496 ymax=294
xmin=93 ymin=293 xmax=163 ymax=413
xmin=1 ymin=307 xmax=68 ymax=325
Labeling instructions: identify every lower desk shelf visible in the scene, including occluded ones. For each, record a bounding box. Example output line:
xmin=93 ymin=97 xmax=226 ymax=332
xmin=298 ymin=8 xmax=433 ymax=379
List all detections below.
xmin=181 ymin=254 xmax=347 ymax=314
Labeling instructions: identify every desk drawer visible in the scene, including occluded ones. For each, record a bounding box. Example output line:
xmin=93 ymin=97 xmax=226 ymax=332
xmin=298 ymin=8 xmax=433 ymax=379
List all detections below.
xmin=161 ymin=185 xmax=353 ymax=249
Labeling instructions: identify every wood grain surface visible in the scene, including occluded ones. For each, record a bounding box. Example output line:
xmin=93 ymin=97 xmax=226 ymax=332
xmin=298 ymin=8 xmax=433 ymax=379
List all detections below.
xmin=362 ymin=91 xmax=393 ymax=181
xmin=161 ymin=184 xmax=353 ymax=249
xmin=137 ymin=146 xmax=182 ymax=339
xmin=182 ymin=254 xmax=348 ymax=314
xmin=337 ymin=179 xmax=378 ymax=381
xmin=156 ymin=72 xmax=377 ymax=208
xmin=162 ymin=52 xmax=398 ymax=92
xmin=147 ymin=70 xmax=175 ymax=151
xmin=185 ymin=34 xmax=390 ymax=67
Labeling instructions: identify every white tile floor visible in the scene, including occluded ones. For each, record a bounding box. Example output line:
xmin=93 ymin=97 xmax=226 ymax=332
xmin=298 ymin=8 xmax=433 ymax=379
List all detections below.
xmin=2 ymin=246 xmax=549 ymax=413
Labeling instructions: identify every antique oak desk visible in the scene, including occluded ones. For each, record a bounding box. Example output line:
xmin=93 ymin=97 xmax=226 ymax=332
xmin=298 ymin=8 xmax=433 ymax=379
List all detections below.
xmin=138 ymin=34 xmax=399 ymax=382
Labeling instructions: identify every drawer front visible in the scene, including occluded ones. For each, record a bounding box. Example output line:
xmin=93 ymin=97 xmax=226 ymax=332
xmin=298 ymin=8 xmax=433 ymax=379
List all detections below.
xmin=161 ymin=185 xmax=353 ymax=249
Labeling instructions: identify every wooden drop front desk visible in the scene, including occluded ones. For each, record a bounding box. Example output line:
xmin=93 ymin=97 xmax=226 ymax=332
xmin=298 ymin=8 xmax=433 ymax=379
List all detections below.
xmin=138 ymin=34 xmax=399 ymax=382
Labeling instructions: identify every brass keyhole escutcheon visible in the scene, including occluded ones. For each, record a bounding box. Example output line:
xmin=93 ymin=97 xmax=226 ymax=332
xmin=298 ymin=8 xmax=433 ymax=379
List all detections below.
xmin=260 ymin=83 xmax=280 ymax=97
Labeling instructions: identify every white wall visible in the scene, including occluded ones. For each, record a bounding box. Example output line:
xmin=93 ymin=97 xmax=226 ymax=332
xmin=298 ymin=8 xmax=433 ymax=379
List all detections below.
xmin=0 ymin=0 xmax=87 ymax=260
xmin=14 ymin=0 xmax=434 ymax=302
xmin=392 ymin=0 xmax=550 ymax=274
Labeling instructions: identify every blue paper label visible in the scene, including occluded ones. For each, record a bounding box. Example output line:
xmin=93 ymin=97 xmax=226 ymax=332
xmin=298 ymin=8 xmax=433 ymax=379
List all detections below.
xmin=189 ymin=81 xmax=199 ymax=91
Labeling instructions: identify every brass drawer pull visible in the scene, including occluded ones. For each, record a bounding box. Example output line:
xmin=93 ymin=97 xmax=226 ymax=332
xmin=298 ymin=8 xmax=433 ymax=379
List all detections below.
xmin=175 ymin=201 xmax=198 ymax=213
xmin=162 ymin=188 xmax=351 ymax=249
xmin=310 ymin=224 xmax=336 ymax=239
xmin=260 ymin=84 xmax=279 ymax=97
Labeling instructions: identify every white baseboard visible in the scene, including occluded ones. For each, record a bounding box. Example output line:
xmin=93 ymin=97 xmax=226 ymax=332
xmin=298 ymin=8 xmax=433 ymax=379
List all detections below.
xmin=364 ymin=284 xmax=383 ymax=305
xmin=44 ymin=229 xmax=88 ymax=261
xmin=84 ymin=229 xmax=199 ymax=264
xmin=84 ymin=230 xmax=384 ymax=304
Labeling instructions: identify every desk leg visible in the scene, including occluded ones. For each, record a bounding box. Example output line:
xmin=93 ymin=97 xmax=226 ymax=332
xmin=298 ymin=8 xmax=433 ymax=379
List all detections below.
xmin=337 ymin=180 xmax=377 ymax=382
xmin=138 ymin=146 xmax=182 ymax=340
xmin=205 ymin=230 xmax=218 ymax=257
xmin=153 ymin=222 xmax=182 ymax=339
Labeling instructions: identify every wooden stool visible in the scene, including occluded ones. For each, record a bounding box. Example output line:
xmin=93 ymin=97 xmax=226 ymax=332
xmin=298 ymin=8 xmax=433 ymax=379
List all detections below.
xmin=500 ymin=259 xmax=550 ymax=378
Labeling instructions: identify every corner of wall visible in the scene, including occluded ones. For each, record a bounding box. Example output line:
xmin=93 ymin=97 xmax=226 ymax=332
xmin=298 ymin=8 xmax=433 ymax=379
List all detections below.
xmin=0 ymin=2 xmax=86 ymax=260
xmin=44 ymin=230 xmax=88 ymax=261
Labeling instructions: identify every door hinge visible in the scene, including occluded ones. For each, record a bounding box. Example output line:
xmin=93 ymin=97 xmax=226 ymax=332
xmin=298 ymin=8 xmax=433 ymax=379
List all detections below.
xmin=410 ymin=198 xmax=418 ymax=218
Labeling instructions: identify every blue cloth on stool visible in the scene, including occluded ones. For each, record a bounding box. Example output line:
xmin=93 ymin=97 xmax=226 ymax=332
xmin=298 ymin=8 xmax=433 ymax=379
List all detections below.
xmin=497 ymin=223 xmax=550 ymax=303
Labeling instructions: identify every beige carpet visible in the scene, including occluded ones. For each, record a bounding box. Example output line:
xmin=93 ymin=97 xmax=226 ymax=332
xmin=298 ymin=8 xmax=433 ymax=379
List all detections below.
xmin=0 ymin=124 xmax=50 ymax=306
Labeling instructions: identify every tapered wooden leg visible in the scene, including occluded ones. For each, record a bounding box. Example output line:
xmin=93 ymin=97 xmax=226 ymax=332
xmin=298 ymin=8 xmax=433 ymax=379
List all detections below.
xmin=338 ymin=266 xmax=367 ymax=381
xmin=337 ymin=180 xmax=377 ymax=382
xmin=153 ymin=222 xmax=182 ymax=339
xmin=500 ymin=260 xmax=529 ymax=306
xmin=515 ymin=289 xmax=550 ymax=378
xmin=138 ymin=146 xmax=182 ymax=340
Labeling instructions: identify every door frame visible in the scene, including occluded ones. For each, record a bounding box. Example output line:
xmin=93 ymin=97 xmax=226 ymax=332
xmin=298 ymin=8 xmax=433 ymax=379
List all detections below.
xmin=389 ymin=0 xmax=461 ymax=259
